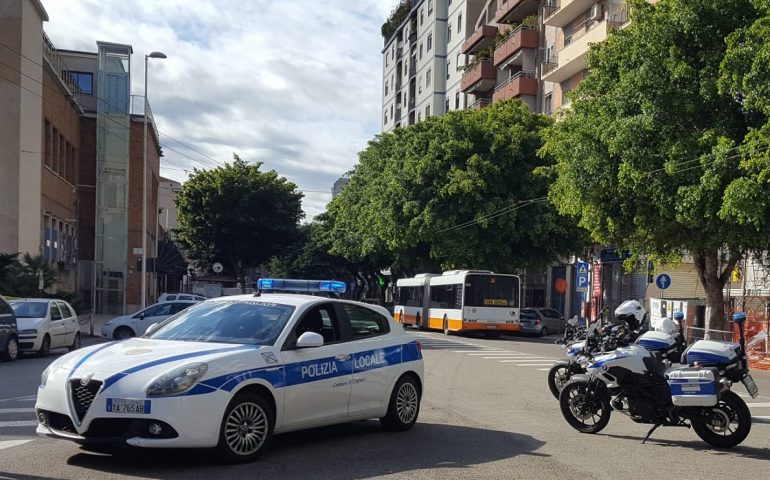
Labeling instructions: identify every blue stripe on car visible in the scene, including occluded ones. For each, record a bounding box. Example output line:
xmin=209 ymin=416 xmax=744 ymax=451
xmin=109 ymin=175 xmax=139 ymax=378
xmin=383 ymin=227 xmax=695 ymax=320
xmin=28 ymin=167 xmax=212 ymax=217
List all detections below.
xmin=181 ymin=341 xmax=422 ymax=395
xmin=102 ymin=345 xmax=259 ymax=389
xmin=69 ymin=341 xmax=120 ymax=379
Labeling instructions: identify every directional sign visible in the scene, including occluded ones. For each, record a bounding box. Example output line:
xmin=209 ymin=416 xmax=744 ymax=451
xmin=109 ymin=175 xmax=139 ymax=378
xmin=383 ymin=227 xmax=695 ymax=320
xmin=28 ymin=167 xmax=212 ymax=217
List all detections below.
xmin=655 ymin=273 xmax=671 ymax=290
xmin=212 ymin=262 xmax=224 ymax=274
xmin=575 ymin=261 xmax=589 ymax=292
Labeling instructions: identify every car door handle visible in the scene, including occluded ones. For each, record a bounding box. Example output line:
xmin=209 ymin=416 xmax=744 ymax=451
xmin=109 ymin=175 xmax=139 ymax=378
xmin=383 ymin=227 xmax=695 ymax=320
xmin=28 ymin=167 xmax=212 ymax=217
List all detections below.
xmin=335 ymin=354 xmax=351 ymax=362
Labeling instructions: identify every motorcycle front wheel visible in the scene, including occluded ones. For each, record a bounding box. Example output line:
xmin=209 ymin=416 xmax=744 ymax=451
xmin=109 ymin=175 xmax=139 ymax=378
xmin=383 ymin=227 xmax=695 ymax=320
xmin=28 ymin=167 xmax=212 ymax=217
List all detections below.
xmin=559 ymin=379 xmax=611 ymax=434
xmin=547 ymin=364 xmax=571 ymax=400
xmin=691 ymin=390 xmax=751 ymax=448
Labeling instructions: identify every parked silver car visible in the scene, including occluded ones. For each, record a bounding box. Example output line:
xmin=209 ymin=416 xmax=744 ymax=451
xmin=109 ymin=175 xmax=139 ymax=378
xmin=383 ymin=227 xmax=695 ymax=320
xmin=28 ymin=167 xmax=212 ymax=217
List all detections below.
xmin=518 ymin=308 xmax=566 ymax=336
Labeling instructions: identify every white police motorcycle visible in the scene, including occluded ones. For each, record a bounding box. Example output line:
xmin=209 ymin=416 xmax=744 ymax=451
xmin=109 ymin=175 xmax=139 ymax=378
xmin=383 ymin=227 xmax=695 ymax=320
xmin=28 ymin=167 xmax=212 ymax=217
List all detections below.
xmin=559 ymin=312 xmax=758 ymax=448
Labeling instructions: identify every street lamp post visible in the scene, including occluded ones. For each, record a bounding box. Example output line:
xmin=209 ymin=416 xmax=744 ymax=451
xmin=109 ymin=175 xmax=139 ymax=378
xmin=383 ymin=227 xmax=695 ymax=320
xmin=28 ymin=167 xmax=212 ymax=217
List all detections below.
xmin=141 ymin=51 xmax=167 ymax=309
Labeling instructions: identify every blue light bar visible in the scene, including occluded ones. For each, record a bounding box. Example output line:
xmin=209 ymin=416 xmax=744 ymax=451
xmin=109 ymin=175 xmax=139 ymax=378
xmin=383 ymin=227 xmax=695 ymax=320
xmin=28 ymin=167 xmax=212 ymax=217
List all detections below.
xmin=256 ymin=278 xmax=346 ymax=294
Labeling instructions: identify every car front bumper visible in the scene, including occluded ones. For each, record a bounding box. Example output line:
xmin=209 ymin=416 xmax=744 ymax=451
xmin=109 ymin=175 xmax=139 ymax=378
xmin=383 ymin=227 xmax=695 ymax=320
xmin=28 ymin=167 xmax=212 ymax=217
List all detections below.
xmin=18 ymin=334 xmax=41 ymax=351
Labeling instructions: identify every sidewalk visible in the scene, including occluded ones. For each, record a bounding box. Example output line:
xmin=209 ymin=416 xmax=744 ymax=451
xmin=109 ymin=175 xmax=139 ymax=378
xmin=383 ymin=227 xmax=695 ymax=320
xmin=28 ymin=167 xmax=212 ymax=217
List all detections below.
xmin=76 ymin=313 xmax=114 ymax=339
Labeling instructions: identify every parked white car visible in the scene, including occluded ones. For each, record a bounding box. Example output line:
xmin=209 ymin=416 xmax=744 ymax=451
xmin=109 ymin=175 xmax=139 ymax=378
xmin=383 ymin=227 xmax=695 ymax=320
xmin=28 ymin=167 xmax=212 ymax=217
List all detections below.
xmin=9 ymin=298 xmax=81 ymax=356
xmin=101 ymin=301 xmax=200 ymax=340
xmin=156 ymin=293 xmax=207 ymax=303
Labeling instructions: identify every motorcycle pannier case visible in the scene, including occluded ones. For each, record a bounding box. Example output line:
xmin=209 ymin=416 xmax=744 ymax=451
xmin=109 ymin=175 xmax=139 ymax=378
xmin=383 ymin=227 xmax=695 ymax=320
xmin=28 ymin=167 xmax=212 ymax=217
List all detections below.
xmin=666 ymin=367 xmax=719 ymax=407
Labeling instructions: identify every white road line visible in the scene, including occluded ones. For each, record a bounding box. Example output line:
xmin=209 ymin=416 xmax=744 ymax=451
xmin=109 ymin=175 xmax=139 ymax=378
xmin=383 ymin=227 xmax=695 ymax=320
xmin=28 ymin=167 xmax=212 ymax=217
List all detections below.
xmin=466 ymin=352 xmax=524 ymax=356
xmin=746 ymin=402 xmax=770 ymax=408
xmin=492 ymin=357 xmax=550 ymax=361
xmin=0 ymin=421 xmax=38 ymax=428
xmin=0 ymin=440 xmax=33 ymax=451
xmin=0 ymin=408 xmax=34 ymax=414
xmin=452 ymin=350 xmax=501 ymax=353
xmin=537 ymin=368 xmax=552 ymax=371
xmin=0 ymin=395 xmax=36 ymax=403
xmin=498 ymin=359 xmax=554 ymax=363
xmin=482 ymin=356 xmax=533 ymax=359
xmin=514 ymin=363 xmax=554 ymax=367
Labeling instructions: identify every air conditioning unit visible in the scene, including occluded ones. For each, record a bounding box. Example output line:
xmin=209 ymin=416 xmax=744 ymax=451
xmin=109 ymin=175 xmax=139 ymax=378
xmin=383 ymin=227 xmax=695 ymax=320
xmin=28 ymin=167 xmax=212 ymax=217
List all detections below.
xmin=588 ymin=3 xmax=602 ymax=21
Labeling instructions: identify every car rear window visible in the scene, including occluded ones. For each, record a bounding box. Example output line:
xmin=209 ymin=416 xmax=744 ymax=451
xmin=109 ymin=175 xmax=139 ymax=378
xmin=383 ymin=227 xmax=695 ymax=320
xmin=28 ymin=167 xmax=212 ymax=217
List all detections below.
xmin=520 ymin=310 xmax=538 ymax=320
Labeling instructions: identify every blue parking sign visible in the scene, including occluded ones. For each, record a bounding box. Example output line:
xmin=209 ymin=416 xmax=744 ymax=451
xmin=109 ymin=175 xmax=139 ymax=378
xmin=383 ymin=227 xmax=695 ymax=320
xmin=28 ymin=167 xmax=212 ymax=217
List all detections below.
xmin=655 ymin=273 xmax=671 ymax=290
xmin=575 ymin=262 xmax=589 ymax=292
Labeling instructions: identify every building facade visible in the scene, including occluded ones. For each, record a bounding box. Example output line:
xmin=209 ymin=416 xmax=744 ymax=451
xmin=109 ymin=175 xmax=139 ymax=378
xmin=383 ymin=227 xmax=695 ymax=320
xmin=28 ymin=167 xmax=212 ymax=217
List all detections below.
xmin=0 ymin=0 xmax=162 ymax=314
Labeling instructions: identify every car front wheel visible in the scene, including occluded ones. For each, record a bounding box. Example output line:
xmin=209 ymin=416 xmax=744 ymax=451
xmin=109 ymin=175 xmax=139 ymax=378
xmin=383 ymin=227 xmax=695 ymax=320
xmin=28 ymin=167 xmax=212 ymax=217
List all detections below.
xmin=1 ymin=336 xmax=18 ymax=361
xmin=37 ymin=334 xmax=50 ymax=357
xmin=217 ymin=392 xmax=274 ymax=464
xmin=113 ymin=327 xmax=134 ymax=340
xmin=380 ymin=374 xmax=421 ymax=431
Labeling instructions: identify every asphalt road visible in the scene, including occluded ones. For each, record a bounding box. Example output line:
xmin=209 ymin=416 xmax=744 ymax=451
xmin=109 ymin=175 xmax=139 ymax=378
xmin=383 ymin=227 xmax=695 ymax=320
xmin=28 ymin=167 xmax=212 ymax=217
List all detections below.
xmin=1 ymin=331 xmax=769 ymax=480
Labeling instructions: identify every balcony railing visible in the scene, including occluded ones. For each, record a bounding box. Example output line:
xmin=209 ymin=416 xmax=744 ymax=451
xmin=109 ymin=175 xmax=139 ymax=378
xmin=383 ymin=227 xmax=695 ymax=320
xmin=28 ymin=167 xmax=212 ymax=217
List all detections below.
xmin=493 ymin=25 xmax=539 ymax=67
xmin=461 ymin=57 xmax=496 ymax=93
xmin=468 ymin=97 xmax=492 ymax=110
xmin=492 ymin=70 xmax=537 ymax=102
xmin=42 ymin=32 xmax=81 ymax=97
xmin=542 ymin=53 xmax=558 ymax=74
xmin=462 ymin=24 xmax=499 ymax=55
xmin=608 ymin=8 xmax=630 ymax=28
xmin=494 ymin=0 xmax=537 ymax=24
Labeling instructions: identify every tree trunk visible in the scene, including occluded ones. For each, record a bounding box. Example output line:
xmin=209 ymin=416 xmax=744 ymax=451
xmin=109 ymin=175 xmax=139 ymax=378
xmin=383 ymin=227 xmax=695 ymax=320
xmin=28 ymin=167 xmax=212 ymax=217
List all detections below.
xmin=692 ymin=250 xmax=740 ymax=336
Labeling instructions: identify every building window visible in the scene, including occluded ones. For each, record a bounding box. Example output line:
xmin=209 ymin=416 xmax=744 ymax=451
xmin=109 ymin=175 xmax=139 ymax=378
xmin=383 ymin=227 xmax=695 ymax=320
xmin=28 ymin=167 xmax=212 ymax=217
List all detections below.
xmin=455 ymin=91 xmax=460 ymax=109
xmin=445 ymin=97 xmax=450 ymax=112
xmin=64 ymin=71 xmax=93 ymax=95
xmin=426 ymin=68 xmax=431 ymax=88
xmin=384 ymin=113 xmax=388 ymax=124
xmin=420 ymin=8 xmax=424 ymax=25
xmin=447 ymin=60 xmax=451 ymax=79
xmin=560 ymin=80 xmax=572 ymax=105
xmin=544 ymin=93 xmax=553 ymax=115
xmin=44 ymin=120 xmax=52 ymax=167
xmin=448 ymin=25 xmax=452 ymax=42
xmin=419 ymin=42 xmax=423 ymax=59
xmin=385 ymin=80 xmax=389 ymax=96
xmin=390 ymin=104 xmax=394 ymax=117
xmin=425 ymin=105 xmax=430 ymax=117
xmin=418 ymin=112 xmax=422 ymax=122
xmin=427 ymin=34 xmax=433 ymax=51
xmin=458 ymin=14 xmax=462 ymax=33
xmin=428 ymin=0 xmax=433 ymax=15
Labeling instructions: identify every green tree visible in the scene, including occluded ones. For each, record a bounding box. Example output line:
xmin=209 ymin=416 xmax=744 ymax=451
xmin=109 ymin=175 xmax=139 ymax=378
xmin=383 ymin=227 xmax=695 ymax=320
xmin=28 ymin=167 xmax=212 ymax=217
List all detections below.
xmin=541 ymin=0 xmax=765 ymax=331
xmin=175 ymin=155 xmax=304 ymax=291
xmin=0 ymin=254 xmax=57 ymax=297
xmin=327 ymin=100 xmax=584 ymax=275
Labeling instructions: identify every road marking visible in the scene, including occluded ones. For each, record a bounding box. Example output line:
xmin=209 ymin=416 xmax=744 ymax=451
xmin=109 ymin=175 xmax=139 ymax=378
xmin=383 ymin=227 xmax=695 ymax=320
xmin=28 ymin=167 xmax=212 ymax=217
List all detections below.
xmin=0 ymin=421 xmax=38 ymax=428
xmin=495 ymin=357 xmax=551 ymax=361
xmin=746 ymin=402 xmax=770 ymax=408
xmin=0 ymin=408 xmax=34 ymax=414
xmin=537 ymin=368 xmax=551 ymax=371
xmin=467 ymin=352 xmax=525 ymax=356
xmin=481 ymin=356 xmax=534 ymax=359
xmin=513 ymin=363 xmax=554 ymax=367
xmin=0 ymin=395 xmax=36 ymax=403
xmin=452 ymin=350 xmax=501 ymax=353
xmin=0 ymin=440 xmax=33 ymax=451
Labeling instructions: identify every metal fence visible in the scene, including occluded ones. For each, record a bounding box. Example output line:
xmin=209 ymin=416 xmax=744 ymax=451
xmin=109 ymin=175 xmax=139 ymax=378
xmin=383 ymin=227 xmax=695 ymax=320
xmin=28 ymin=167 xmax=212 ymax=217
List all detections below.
xmin=684 ymin=326 xmax=735 ymax=343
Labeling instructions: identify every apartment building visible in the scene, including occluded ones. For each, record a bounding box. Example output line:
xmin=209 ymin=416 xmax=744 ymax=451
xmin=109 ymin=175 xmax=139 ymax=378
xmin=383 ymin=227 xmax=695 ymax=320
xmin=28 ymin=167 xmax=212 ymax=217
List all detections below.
xmin=0 ymin=0 xmax=163 ymax=314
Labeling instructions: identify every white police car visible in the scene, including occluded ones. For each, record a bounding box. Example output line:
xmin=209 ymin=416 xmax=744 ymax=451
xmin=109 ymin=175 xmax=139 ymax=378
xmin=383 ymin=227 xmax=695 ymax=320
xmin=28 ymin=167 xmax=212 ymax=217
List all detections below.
xmin=35 ymin=291 xmax=424 ymax=463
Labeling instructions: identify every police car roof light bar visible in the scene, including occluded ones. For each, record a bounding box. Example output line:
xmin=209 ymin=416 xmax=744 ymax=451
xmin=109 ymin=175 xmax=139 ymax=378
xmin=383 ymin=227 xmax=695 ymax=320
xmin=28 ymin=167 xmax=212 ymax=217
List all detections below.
xmin=255 ymin=278 xmax=346 ymax=294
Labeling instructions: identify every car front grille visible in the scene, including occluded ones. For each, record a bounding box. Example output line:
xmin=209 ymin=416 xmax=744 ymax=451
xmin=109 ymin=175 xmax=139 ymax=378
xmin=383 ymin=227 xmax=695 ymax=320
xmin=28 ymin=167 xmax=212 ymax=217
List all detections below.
xmin=44 ymin=410 xmax=77 ymax=433
xmin=70 ymin=379 xmax=103 ymax=422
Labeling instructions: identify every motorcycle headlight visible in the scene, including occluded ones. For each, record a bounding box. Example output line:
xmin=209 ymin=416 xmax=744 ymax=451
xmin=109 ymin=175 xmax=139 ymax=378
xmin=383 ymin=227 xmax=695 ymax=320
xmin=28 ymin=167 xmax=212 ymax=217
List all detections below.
xmin=41 ymin=366 xmax=51 ymax=388
xmin=19 ymin=329 xmax=37 ymax=335
xmin=146 ymin=363 xmax=208 ymax=397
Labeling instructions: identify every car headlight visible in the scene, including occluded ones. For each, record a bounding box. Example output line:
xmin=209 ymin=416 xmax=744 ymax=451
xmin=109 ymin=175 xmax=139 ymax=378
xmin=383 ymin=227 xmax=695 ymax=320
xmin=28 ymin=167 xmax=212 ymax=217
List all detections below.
xmin=19 ymin=329 xmax=37 ymax=335
xmin=41 ymin=367 xmax=50 ymax=388
xmin=146 ymin=363 xmax=208 ymax=397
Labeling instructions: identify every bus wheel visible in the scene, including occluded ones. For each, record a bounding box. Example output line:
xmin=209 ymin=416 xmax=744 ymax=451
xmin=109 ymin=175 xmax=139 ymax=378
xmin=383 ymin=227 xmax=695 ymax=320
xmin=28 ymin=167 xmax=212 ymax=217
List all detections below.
xmin=443 ymin=316 xmax=450 ymax=335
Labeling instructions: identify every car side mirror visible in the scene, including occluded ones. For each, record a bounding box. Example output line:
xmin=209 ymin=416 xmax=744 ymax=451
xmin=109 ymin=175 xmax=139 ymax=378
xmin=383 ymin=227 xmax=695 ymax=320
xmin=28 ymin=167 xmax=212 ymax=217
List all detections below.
xmin=138 ymin=313 xmax=146 ymax=320
xmin=296 ymin=332 xmax=324 ymax=348
xmin=144 ymin=323 xmax=160 ymax=337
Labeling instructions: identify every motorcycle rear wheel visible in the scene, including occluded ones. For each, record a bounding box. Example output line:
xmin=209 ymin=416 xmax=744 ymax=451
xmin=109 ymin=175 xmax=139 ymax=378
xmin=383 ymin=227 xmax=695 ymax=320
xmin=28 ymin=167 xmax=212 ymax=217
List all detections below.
xmin=691 ymin=390 xmax=751 ymax=448
xmin=547 ymin=364 xmax=570 ymax=400
xmin=559 ymin=379 xmax=611 ymax=434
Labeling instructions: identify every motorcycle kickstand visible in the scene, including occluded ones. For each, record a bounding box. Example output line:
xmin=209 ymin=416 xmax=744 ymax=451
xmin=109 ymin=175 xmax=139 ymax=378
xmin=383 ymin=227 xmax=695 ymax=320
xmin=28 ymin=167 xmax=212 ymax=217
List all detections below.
xmin=642 ymin=423 xmax=661 ymax=444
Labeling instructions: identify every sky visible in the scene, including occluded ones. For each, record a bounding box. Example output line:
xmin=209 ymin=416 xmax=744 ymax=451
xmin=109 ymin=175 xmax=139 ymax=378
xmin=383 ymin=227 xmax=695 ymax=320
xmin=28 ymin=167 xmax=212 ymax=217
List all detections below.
xmin=43 ymin=0 xmax=399 ymax=219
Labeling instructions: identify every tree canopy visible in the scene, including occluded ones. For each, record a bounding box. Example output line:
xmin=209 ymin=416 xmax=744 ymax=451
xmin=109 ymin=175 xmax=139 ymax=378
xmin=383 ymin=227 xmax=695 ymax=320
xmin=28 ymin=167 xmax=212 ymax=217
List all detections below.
xmin=175 ymin=155 xmax=304 ymax=289
xmin=541 ymin=0 xmax=768 ymax=330
xmin=325 ymin=100 xmax=585 ymax=276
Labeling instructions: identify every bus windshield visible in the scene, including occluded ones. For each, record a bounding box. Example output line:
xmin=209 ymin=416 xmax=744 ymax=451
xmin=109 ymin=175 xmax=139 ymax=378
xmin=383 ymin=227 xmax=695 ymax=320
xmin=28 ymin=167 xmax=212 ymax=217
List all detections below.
xmin=464 ymin=275 xmax=519 ymax=308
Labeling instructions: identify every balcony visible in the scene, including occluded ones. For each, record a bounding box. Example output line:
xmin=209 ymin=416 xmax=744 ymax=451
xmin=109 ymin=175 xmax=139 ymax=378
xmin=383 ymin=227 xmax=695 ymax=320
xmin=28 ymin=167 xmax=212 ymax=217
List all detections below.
xmin=468 ymin=97 xmax=492 ymax=110
xmin=541 ymin=19 xmax=611 ymax=83
xmin=493 ymin=25 xmax=539 ymax=68
xmin=543 ymin=0 xmax=595 ymax=28
xmin=461 ymin=58 xmax=497 ymax=93
xmin=462 ymin=25 xmax=498 ymax=55
xmin=492 ymin=71 xmax=537 ymax=103
xmin=494 ymin=0 xmax=539 ymax=24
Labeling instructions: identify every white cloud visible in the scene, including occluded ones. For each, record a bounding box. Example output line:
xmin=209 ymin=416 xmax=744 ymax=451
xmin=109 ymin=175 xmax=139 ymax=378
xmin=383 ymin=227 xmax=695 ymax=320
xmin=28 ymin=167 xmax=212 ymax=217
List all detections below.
xmin=42 ymin=0 xmax=399 ymax=219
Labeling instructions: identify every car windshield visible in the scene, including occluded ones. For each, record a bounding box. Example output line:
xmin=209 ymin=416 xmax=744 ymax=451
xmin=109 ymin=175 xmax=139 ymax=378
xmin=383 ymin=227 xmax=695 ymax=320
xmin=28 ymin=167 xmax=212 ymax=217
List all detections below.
xmin=148 ymin=300 xmax=295 ymax=345
xmin=9 ymin=301 xmax=48 ymax=318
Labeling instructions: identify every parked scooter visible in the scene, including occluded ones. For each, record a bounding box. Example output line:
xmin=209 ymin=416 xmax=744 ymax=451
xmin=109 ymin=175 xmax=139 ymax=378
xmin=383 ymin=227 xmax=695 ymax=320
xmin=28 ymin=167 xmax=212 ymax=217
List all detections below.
xmin=558 ymin=312 xmax=758 ymax=448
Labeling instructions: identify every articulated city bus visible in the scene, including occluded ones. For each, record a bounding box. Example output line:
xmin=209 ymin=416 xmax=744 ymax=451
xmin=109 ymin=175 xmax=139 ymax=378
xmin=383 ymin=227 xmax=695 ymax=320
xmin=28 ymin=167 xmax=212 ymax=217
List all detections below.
xmin=394 ymin=270 xmax=521 ymax=334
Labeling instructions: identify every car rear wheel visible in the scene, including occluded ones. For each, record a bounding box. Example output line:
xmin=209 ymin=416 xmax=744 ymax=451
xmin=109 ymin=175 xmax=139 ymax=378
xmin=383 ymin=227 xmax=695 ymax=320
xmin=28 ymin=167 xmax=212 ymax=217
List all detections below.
xmin=217 ymin=392 xmax=274 ymax=463
xmin=380 ymin=374 xmax=421 ymax=431
xmin=1 ymin=336 xmax=18 ymax=362
xmin=540 ymin=327 xmax=548 ymax=337
xmin=113 ymin=327 xmax=134 ymax=340
xmin=68 ymin=332 xmax=81 ymax=352
xmin=37 ymin=334 xmax=50 ymax=357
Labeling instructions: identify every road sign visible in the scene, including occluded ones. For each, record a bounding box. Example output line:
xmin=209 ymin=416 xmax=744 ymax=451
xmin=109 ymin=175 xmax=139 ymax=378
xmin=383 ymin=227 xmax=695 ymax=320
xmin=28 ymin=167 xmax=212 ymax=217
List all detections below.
xmin=655 ymin=273 xmax=671 ymax=290
xmin=575 ymin=261 xmax=589 ymax=292
xmin=212 ymin=262 xmax=224 ymax=274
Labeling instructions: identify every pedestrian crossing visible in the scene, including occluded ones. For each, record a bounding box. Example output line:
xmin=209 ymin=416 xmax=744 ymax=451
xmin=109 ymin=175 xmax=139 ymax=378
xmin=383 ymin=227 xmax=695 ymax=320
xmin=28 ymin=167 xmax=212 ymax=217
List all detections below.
xmin=414 ymin=333 xmax=770 ymax=422
xmin=0 ymin=394 xmax=38 ymax=448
